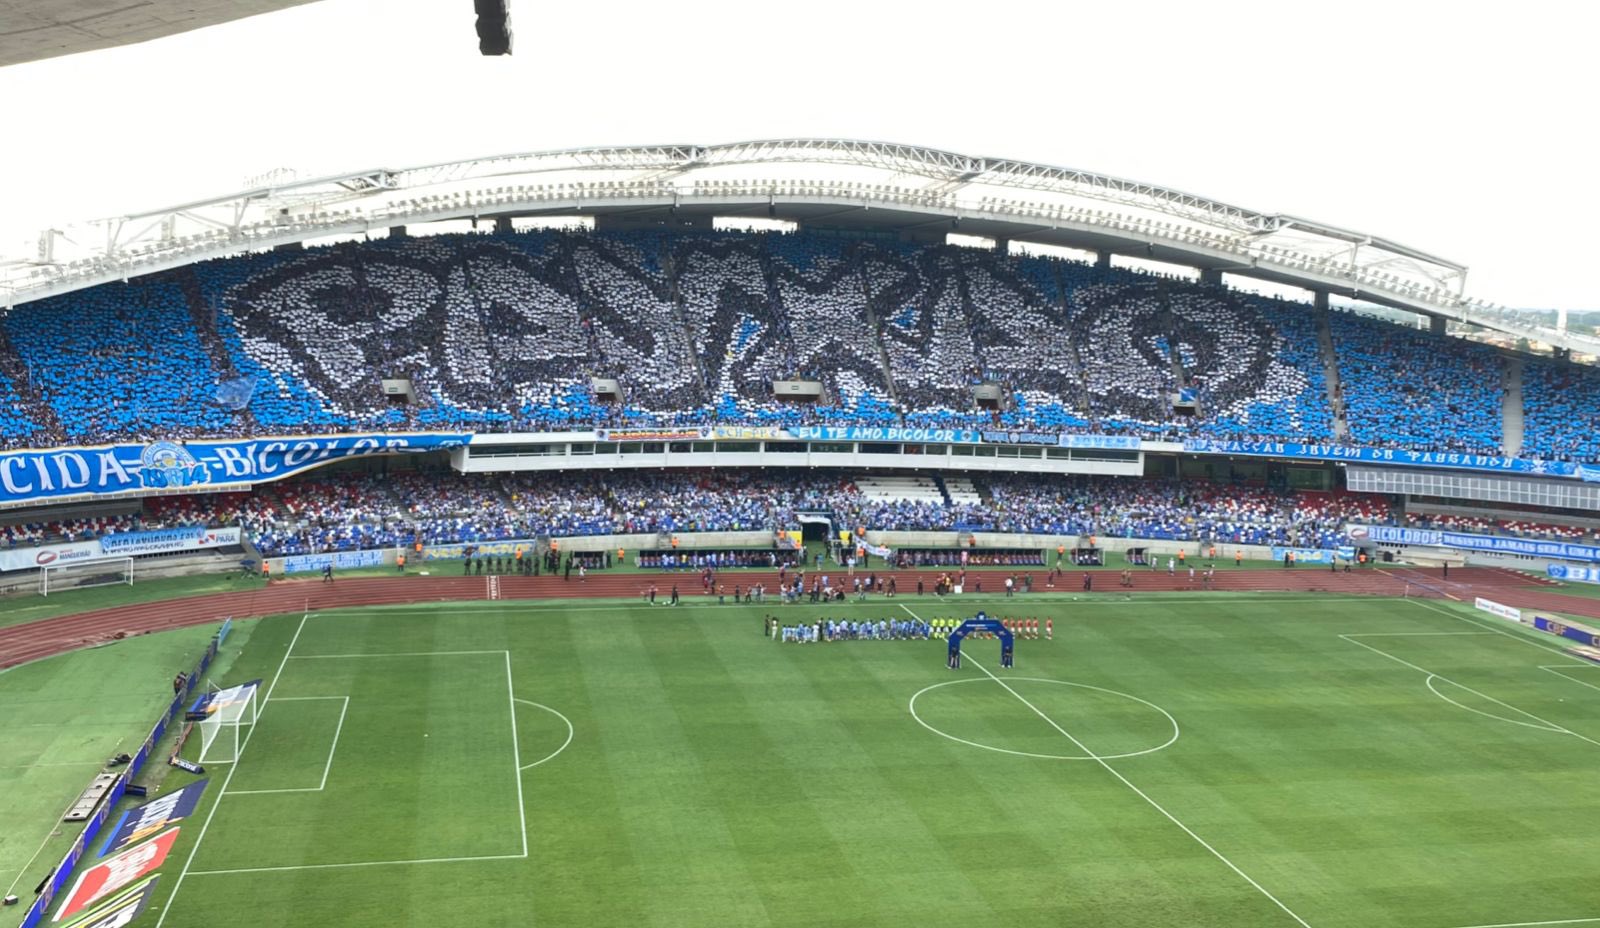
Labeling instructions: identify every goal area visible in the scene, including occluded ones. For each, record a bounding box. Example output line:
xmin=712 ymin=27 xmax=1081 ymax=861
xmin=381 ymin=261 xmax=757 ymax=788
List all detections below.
xmin=38 ymin=556 xmax=135 ymax=596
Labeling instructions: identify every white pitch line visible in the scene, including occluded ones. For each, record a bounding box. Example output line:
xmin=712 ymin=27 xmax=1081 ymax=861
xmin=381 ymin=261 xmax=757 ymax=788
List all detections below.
xmin=1405 ymin=599 xmax=1593 ymax=662
xmin=1541 ymin=666 xmax=1600 ymax=694
xmin=1340 ymin=635 xmax=1600 ymax=749
xmin=154 ymin=611 xmax=309 ymax=928
xmin=1341 ymin=631 xmax=1496 ymax=637
xmin=186 ymin=852 xmax=528 ymax=876
xmin=289 ymin=649 xmax=509 ymax=659
xmin=899 ymin=604 xmax=1313 ymax=928
xmin=505 ymin=652 xmax=529 ymax=859
xmin=513 ymin=698 xmax=575 ymax=770
xmin=223 ymin=697 xmax=348 ymax=796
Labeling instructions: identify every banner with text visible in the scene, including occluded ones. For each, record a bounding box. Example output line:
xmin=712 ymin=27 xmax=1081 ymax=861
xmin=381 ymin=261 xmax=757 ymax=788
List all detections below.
xmin=0 ymin=527 xmax=243 ymax=573
xmin=1184 ymin=439 xmax=1581 ymax=479
xmin=281 ymin=550 xmax=385 ymax=574
xmin=0 ymin=433 xmax=470 ymax=508
xmin=1347 ymin=524 xmax=1600 ymax=564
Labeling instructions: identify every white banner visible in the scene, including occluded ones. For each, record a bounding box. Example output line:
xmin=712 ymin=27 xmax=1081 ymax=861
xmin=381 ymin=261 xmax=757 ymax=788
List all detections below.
xmin=1474 ymin=597 xmax=1523 ymax=623
xmin=0 ymin=540 xmax=103 ymax=572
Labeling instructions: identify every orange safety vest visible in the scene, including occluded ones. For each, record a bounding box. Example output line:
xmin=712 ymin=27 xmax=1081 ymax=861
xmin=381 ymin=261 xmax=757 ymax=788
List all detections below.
xmin=397 ymin=553 xmax=406 ymax=566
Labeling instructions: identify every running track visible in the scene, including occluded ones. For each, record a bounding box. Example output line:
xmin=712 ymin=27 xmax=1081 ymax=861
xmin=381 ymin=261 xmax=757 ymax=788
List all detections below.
xmin=2 ymin=565 xmax=1596 ymax=671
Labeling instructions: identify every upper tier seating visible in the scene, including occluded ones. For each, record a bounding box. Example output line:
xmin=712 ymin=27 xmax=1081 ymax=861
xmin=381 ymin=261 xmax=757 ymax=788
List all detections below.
xmin=1 ymin=229 xmax=1595 ymax=462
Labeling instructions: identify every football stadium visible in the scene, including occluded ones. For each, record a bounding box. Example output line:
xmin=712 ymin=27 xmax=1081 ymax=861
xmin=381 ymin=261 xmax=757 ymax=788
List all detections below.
xmin=2 ymin=5 xmax=1599 ymax=928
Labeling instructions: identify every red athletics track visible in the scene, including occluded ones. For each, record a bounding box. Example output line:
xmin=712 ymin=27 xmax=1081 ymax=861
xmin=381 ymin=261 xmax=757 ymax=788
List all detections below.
xmin=2 ymin=565 xmax=1596 ymax=671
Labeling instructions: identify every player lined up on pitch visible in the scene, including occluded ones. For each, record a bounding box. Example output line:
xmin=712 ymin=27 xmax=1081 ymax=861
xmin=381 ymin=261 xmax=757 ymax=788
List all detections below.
xmin=764 ymin=616 xmax=1052 ymax=642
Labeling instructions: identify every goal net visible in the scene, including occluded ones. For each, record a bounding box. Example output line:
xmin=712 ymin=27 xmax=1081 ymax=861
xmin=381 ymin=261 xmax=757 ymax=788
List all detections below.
xmin=199 ymin=682 xmax=259 ymax=764
xmin=38 ymin=557 xmax=134 ymax=596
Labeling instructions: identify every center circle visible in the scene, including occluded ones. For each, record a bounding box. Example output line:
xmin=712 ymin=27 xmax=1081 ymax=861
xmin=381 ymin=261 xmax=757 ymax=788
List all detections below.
xmin=908 ymin=678 xmax=1180 ymax=761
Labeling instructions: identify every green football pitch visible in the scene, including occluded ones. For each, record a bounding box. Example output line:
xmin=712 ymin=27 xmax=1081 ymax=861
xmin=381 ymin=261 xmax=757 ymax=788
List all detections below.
xmin=7 ymin=593 xmax=1600 ymax=928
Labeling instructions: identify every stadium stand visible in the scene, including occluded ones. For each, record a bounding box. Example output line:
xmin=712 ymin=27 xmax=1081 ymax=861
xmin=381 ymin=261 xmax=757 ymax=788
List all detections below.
xmin=1 ymin=229 xmax=1596 ymax=463
xmin=15 ymin=470 xmax=1384 ymax=557
xmin=1520 ymin=358 xmax=1600 ymax=463
xmin=1328 ymin=310 xmax=1505 ymax=455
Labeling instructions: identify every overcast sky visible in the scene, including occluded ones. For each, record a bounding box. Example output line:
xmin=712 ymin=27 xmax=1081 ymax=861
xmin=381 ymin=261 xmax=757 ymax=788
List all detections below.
xmin=1 ymin=0 xmax=1595 ymax=310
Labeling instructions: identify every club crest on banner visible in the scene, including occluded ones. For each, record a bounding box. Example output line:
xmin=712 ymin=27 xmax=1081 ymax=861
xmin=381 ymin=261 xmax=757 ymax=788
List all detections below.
xmin=138 ymin=442 xmax=209 ymax=490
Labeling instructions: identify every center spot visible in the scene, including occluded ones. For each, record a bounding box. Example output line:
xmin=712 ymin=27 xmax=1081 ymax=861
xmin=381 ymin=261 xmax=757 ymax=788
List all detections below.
xmin=909 ymin=678 xmax=1179 ymax=760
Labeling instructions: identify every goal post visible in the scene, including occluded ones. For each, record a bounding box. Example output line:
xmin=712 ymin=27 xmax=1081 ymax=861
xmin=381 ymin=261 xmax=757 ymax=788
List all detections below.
xmin=198 ymin=681 xmax=259 ymax=764
xmin=38 ymin=557 xmax=135 ymax=596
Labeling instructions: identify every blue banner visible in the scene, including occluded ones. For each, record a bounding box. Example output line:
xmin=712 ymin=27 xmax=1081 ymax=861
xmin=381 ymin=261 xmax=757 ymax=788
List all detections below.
xmin=1352 ymin=525 xmax=1600 ymax=563
xmin=1270 ymin=546 xmax=1337 ymax=563
xmin=1183 ymin=439 xmax=1580 ymax=478
xmin=784 ymin=426 xmax=983 ymax=444
xmin=779 ymin=426 xmax=1138 ymax=449
xmin=1547 ymin=564 xmax=1600 ymax=584
xmin=281 ymin=549 xmax=385 ymax=573
xmin=1059 ymin=434 xmax=1142 ymax=450
xmin=1532 ymin=615 xmax=1600 ymax=648
xmin=96 ymin=779 xmax=208 ymax=857
xmin=0 ymin=433 xmax=470 ymax=507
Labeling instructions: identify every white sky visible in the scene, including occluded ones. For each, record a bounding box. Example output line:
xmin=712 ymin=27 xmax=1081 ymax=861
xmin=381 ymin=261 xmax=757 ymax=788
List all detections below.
xmin=0 ymin=0 xmax=1595 ymax=310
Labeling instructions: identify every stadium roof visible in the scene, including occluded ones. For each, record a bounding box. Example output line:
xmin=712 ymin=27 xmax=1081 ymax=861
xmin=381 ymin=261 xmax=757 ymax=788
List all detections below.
xmin=2 ymin=137 xmax=1594 ymax=354
xmin=0 ymin=0 xmax=318 ymax=67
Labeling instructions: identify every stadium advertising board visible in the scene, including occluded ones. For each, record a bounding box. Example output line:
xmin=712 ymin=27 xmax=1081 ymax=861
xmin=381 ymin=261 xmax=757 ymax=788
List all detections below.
xmin=1548 ymin=564 xmax=1600 ymax=584
xmin=53 ymin=828 xmax=179 ymax=923
xmin=282 ymin=549 xmax=384 ymax=573
xmin=0 ymin=540 xmax=104 ymax=572
xmin=0 ymin=433 xmax=470 ymax=507
xmin=1474 ymin=597 xmax=1523 ymax=622
xmin=96 ymin=780 xmax=208 ymax=857
xmin=1348 ymin=524 xmax=1600 ymax=564
xmin=98 ymin=526 xmax=241 ymax=557
xmin=1531 ymin=615 xmax=1600 ymax=647
xmin=56 ymin=876 xmax=159 ymax=928
xmin=1184 ymin=439 xmax=1581 ymax=478
xmin=0 ymin=526 xmax=243 ymax=572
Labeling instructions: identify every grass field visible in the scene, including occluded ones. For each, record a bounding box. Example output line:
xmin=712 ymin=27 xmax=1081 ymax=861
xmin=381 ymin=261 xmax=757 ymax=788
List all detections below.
xmin=6 ymin=592 xmax=1600 ymax=928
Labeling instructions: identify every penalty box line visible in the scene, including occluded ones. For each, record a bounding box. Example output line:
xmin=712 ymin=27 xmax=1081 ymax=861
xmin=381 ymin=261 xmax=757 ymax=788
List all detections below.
xmin=161 ymin=634 xmax=527 ymax=895
xmin=898 ymin=605 xmax=1314 ymax=928
xmin=223 ymin=696 xmax=349 ymax=796
xmin=1339 ymin=634 xmax=1600 ymax=749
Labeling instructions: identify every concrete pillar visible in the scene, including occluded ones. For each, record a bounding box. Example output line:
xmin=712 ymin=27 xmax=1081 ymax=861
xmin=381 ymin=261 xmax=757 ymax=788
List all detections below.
xmin=495 ymin=216 xmax=514 ymax=234
xmin=1199 ymin=268 xmax=1222 ymax=287
xmin=1095 ymin=251 xmax=1112 ymax=270
xmin=1429 ymin=315 xmax=1446 ymax=337
xmin=390 ymin=226 xmax=409 ymax=239
xmin=1314 ymin=290 xmax=1329 ymax=313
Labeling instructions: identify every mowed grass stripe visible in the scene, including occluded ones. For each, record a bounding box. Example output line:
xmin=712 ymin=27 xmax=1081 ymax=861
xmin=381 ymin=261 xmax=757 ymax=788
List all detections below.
xmin=690 ymin=612 xmax=1000 ymax=926
xmin=571 ymin=611 xmax=773 ymax=928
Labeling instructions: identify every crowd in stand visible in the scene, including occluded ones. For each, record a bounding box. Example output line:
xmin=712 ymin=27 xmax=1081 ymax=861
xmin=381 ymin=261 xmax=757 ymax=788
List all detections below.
xmin=2 ymin=229 xmax=1597 ymax=464
xmin=1329 ymin=311 xmax=1505 ymax=455
xmin=1520 ymin=359 xmax=1600 ymax=464
xmin=9 ymin=466 xmax=1596 ymax=555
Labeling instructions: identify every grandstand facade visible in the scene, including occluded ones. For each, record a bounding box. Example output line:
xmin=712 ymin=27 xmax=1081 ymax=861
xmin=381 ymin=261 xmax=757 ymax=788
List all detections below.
xmin=1 ymin=142 xmax=1597 ymax=582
